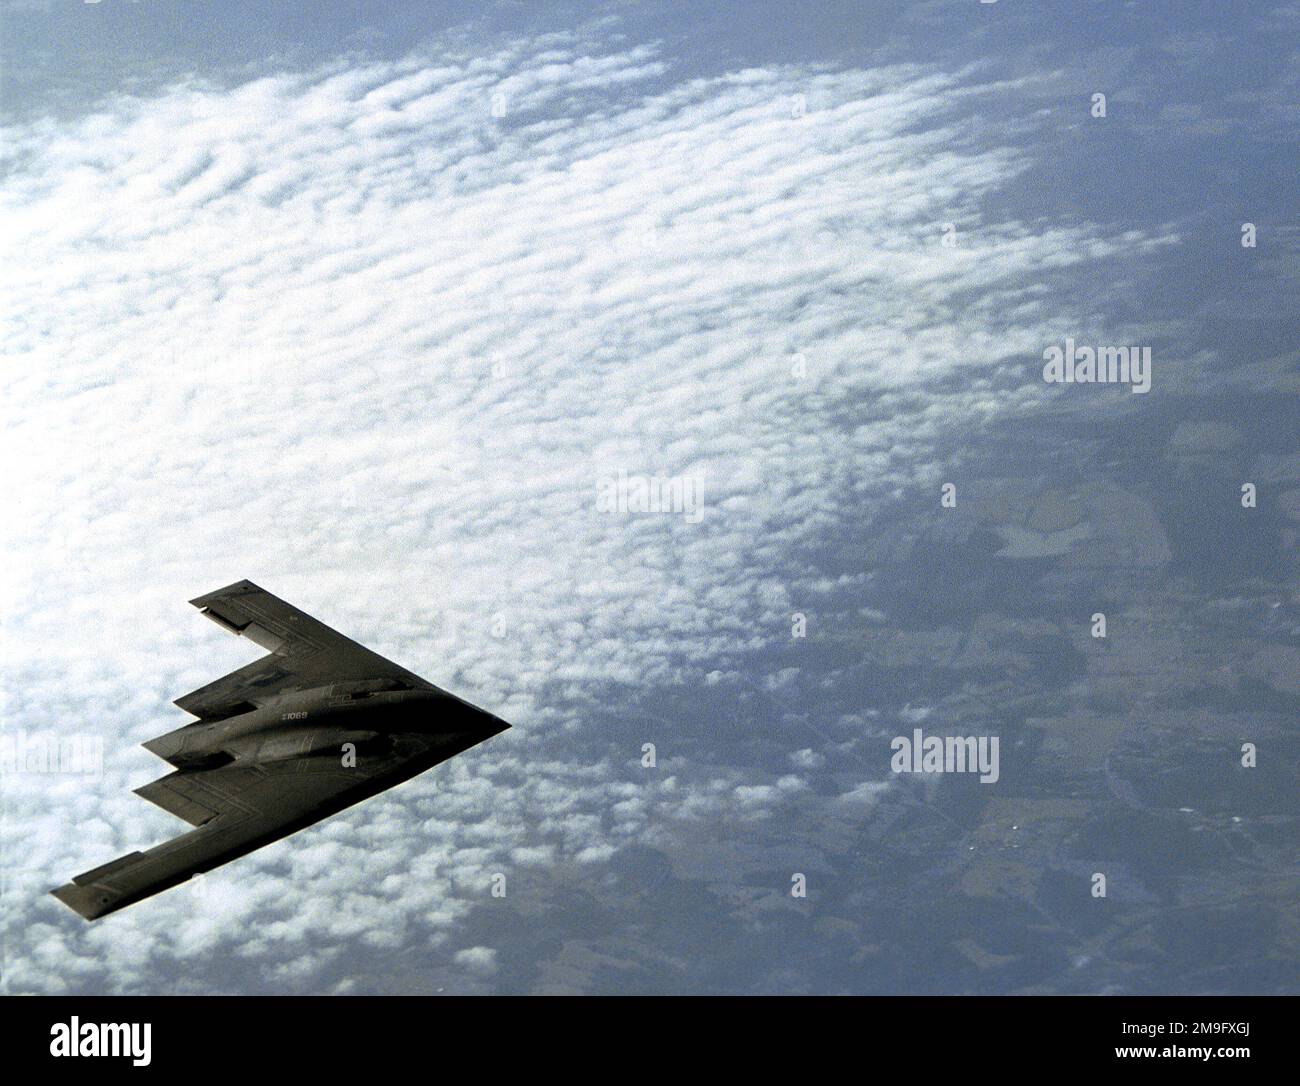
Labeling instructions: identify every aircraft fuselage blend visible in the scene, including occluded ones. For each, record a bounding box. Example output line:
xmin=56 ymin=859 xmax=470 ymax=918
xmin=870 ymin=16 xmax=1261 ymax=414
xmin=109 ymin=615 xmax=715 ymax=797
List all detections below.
xmin=52 ymin=580 xmax=510 ymax=920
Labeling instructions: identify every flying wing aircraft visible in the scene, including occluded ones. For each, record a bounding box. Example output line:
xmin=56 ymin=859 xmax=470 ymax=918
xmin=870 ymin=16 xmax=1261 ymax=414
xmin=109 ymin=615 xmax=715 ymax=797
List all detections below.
xmin=51 ymin=579 xmax=510 ymax=920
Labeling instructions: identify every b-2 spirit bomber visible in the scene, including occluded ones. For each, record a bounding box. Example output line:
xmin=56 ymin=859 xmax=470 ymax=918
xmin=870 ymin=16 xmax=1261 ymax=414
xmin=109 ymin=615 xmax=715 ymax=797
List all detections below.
xmin=52 ymin=580 xmax=510 ymax=920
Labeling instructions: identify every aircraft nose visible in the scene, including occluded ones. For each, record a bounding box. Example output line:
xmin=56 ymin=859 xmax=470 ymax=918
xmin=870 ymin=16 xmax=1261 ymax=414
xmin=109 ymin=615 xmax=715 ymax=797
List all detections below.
xmin=479 ymin=709 xmax=511 ymax=735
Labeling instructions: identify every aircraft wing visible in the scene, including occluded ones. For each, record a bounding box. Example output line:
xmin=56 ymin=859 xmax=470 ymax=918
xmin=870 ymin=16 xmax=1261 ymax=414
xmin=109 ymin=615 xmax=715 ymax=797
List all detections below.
xmin=51 ymin=724 xmax=505 ymax=921
xmin=174 ymin=579 xmax=437 ymax=721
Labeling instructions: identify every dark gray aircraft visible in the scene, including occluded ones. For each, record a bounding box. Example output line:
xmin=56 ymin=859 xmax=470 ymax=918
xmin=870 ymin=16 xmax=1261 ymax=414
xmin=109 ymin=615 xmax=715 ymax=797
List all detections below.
xmin=52 ymin=580 xmax=510 ymax=920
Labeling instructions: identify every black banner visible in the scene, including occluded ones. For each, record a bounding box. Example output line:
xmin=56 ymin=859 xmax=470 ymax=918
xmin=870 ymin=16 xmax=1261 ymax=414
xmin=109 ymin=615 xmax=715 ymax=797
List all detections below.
xmin=7 ymin=995 xmax=1287 ymax=1073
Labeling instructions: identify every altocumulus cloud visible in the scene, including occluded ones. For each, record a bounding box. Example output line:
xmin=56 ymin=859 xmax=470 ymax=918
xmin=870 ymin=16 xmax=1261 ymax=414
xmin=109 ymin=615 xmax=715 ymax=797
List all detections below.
xmin=1 ymin=26 xmax=1173 ymax=992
